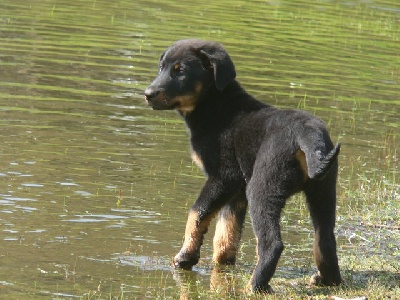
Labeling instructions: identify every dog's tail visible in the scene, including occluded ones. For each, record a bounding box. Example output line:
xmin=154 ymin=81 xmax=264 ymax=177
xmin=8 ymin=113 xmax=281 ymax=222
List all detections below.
xmin=301 ymin=143 xmax=341 ymax=180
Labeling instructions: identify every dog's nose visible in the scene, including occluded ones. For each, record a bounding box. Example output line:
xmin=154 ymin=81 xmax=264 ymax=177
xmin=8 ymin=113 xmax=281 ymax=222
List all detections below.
xmin=144 ymin=88 xmax=159 ymax=100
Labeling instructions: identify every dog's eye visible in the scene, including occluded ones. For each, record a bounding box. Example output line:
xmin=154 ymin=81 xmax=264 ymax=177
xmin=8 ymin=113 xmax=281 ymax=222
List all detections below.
xmin=172 ymin=64 xmax=185 ymax=77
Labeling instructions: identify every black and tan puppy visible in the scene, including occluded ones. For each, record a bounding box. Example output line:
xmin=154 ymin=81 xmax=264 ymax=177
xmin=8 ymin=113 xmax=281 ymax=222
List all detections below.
xmin=144 ymin=39 xmax=341 ymax=293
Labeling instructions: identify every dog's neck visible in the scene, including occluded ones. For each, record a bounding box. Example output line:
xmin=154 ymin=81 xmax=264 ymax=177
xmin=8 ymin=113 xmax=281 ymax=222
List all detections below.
xmin=179 ymin=80 xmax=266 ymax=136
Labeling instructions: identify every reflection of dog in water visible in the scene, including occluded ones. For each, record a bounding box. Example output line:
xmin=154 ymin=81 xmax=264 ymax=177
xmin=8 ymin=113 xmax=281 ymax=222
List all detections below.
xmin=145 ymin=39 xmax=341 ymax=293
xmin=173 ymin=266 xmax=239 ymax=299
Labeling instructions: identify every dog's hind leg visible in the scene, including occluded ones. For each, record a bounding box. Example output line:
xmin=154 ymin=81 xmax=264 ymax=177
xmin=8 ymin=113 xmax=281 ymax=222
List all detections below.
xmin=245 ymin=147 xmax=303 ymax=293
xmin=305 ymin=166 xmax=341 ymax=286
xmin=212 ymin=189 xmax=247 ymax=265
xmin=247 ymin=197 xmax=284 ymax=293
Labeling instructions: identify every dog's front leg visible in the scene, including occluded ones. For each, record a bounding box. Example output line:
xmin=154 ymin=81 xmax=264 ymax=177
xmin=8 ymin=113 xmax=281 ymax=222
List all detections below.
xmin=173 ymin=208 xmax=215 ymax=270
xmin=212 ymin=189 xmax=247 ymax=265
xmin=173 ymin=177 xmax=236 ymax=270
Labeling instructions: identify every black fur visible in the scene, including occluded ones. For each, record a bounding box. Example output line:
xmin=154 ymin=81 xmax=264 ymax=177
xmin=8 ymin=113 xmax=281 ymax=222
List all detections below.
xmin=145 ymin=39 xmax=341 ymax=293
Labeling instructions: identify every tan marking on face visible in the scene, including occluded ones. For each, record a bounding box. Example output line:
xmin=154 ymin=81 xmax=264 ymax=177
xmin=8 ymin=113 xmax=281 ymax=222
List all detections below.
xmin=181 ymin=210 xmax=216 ymax=254
xmin=295 ymin=149 xmax=309 ymax=180
xmin=212 ymin=210 xmax=241 ymax=264
xmin=172 ymin=94 xmax=197 ymax=113
xmin=191 ymin=150 xmax=204 ymax=171
xmin=172 ymin=82 xmax=203 ymax=114
xmin=174 ymin=63 xmax=181 ymax=71
xmin=195 ymin=81 xmax=203 ymax=94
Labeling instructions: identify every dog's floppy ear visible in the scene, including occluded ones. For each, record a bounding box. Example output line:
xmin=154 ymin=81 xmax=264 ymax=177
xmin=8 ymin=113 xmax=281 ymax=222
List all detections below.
xmin=198 ymin=44 xmax=236 ymax=91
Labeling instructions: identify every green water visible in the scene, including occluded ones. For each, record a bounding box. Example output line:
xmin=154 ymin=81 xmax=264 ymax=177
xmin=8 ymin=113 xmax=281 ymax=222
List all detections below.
xmin=0 ymin=0 xmax=399 ymax=298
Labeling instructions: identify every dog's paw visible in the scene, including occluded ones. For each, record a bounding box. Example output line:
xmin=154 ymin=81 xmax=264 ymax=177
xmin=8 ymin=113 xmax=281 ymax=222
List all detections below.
xmin=310 ymin=271 xmax=341 ymax=286
xmin=245 ymin=280 xmax=273 ymax=294
xmin=173 ymin=251 xmax=199 ymax=270
xmin=212 ymin=253 xmax=236 ymax=265
xmin=310 ymin=272 xmax=323 ymax=286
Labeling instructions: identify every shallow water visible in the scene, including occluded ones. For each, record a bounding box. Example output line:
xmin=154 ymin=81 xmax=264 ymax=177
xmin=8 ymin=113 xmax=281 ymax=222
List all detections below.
xmin=0 ymin=0 xmax=399 ymax=298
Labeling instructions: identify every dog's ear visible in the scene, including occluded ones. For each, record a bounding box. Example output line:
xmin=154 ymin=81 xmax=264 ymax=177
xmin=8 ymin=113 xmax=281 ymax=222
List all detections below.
xmin=198 ymin=44 xmax=236 ymax=91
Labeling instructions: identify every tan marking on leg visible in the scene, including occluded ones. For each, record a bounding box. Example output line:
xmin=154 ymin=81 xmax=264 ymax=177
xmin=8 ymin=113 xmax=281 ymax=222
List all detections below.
xmin=212 ymin=210 xmax=240 ymax=264
xmin=245 ymin=237 xmax=259 ymax=293
xmin=180 ymin=210 xmax=215 ymax=255
xmin=255 ymin=236 xmax=259 ymax=262
xmin=313 ymin=230 xmax=322 ymax=270
xmin=295 ymin=149 xmax=309 ymax=180
xmin=191 ymin=150 xmax=204 ymax=171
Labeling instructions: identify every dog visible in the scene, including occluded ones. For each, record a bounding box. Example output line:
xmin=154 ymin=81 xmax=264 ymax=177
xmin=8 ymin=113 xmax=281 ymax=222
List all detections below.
xmin=144 ymin=39 xmax=341 ymax=293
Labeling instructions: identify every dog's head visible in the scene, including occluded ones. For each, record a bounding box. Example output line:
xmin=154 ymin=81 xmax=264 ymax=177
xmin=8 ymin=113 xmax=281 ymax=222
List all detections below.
xmin=144 ymin=39 xmax=236 ymax=114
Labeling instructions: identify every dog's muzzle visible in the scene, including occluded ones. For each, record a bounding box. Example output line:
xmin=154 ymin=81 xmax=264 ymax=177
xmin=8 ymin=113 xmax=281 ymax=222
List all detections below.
xmin=144 ymin=87 xmax=160 ymax=101
xmin=144 ymin=87 xmax=171 ymax=110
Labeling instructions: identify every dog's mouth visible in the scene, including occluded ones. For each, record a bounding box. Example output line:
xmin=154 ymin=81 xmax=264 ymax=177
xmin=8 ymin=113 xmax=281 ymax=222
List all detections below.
xmin=145 ymin=91 xmax=196 ymax=112
xmin=145 ymin=94 xmax=177 ymax=111
xmin=144 ymin=88 xmax=171 ymax=110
